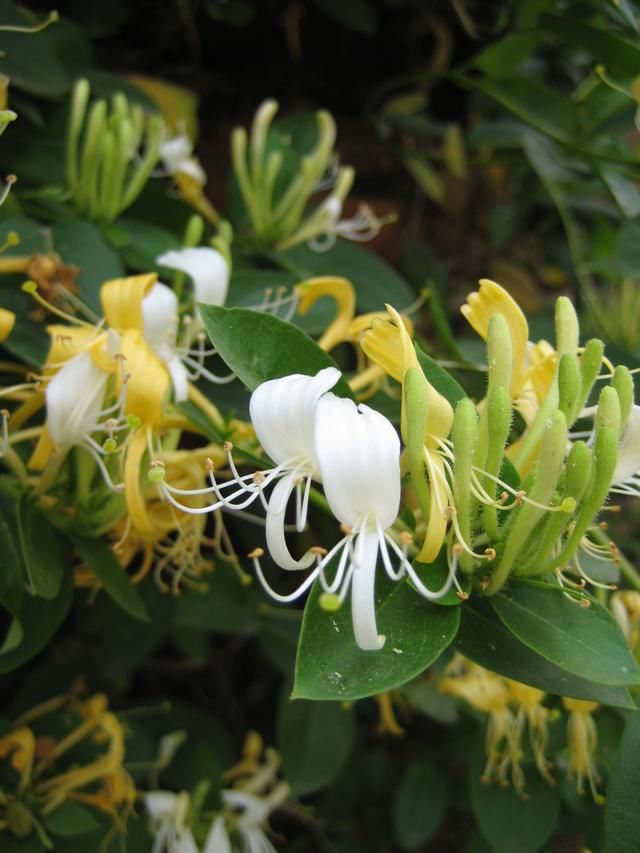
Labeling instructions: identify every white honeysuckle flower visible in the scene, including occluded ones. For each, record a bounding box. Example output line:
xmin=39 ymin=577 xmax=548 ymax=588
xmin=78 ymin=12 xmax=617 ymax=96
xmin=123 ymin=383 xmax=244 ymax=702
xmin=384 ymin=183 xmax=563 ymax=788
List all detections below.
xmin=252 ymin=393 xmax=456 ymax=651
xmin=611 ymin=404 xmax=640 ymax=495
xmin=221 ymin=786 xmax=288 ymax=853
xmin=308 ymin=196 xmax=385 ymax=252
xmin=202 ymin=816 xmax=232 ymax=853
xmin=144 ymin=791 xmax=198 ymax=853
xmin=141 ymin=278 xmax=234 ymax=402
xmin=156 ymin=247 xmax=229 ymax=329
xmin=156 ymin=368 xmax=341 ymax=569
xmin=160 ymin=134 xmax=206 ymax=185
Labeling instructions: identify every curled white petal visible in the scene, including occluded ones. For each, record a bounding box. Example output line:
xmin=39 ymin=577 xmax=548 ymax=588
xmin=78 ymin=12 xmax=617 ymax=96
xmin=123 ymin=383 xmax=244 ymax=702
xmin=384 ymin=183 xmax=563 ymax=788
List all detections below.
xmin=142 ymin=282 xmax=179 ymax=362
xmin=157 ymin=247 xmax=229 ymax=310
xmin=314 ymin=393 xmax=401 ymax=530
xmin=46 ymin=351 xmax=110 ymax=448
xmin=249 ymin=367 xmax=341 ymax=468
xmin=351 ymin=529 xmax=385 ymax=650
xmin=203 ymin=817 xmax=232 ymax=853
xmin=160 ymin=136 xmax=193 ymax=173
xmin=265 ymin=473 xmax=316 ymax=570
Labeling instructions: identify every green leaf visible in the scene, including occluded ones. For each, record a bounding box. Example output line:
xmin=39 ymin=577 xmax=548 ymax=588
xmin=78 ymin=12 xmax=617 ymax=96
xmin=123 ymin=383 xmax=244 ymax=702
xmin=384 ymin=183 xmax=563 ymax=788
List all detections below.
xmin=43 ymin=801 xmax=98 ymax=837
xmin=471 ymin=76 xmax=578 ymax=144
xmin=473 ymin=32 xmax=539 ymax=78
xmin=392 ymin=757 xmax=448 ymax=849
xmin=605 ymin=712 xmax=640 ymax=853
xmin=293 ymin=569 xmax=459 ymax=701
xmin=52 ymin=218 xmax=124 ymax=312
xmin=71 ymin=536 xmax=149 ymax=622
xmin=0 ymin=494 xmax=25 ymax=616
xmin=198 ymin=304 xmax=353 ymax=397
xmin=310 ymin=0 xmax=378 ymax=35
xmin=490 ymin=581 xmax=640 ymax=687
xmin=110 ymin=217 xmax=181 ymax=271
xmin=540 ymin=14 xmax=640 ymax=77
xmin=469 ymin=745 xmax=560 ymax=853
xmin=277 ymin=693 xmax=355 ymax=795
xmin=173 ymin=567 xmax=261 ymax=634
xmin=455 ymin=598 xmax=637 ymax=709
xmin=599 ymin=168 xmax=640 ymax=219
xmin=415 ymin=343 xmax=467 ymax=407
xmin=17 ymin=495 xmax=64 ymax=600
xmin=615 ymin=218 xmax=640 ymax=278
xmin=277 ymin=239 xmax=415 ymax=315
xmin=0 ymin=561 xmax=73 ymax=674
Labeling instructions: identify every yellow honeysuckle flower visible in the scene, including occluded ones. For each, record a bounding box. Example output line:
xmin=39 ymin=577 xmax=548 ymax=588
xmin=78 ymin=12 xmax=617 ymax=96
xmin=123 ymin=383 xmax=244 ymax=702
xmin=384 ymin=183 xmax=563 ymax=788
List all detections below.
xmin=296 ymin=276 xmax=356 ymax=352
xmin=361 ymin=304 xmax=454 ymax=561
xmin=506 ymin=680 xmax=553 ymax=784
xmin=0 ymin=726 xmax=35 ymax=790
xmin=461 ymin=279 xmax=556 ymax=425
xmin=100 ymin=273 xmax=157 ymax=333
xmin=0 ymin=306 xmax=15 ymax=341
xmin=562 ymin=697 xmax=603 ymax=803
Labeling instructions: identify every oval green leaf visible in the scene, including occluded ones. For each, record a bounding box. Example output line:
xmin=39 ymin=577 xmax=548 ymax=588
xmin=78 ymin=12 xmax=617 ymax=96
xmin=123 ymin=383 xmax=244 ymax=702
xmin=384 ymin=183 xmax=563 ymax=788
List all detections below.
xmin=17 ymin=494 xmax=64 ymax=600
xmin=490 ymin=581 xmax=640 ymax=687
xmin=392 ymin=757 xmax=448 ymax=849
xmin=605 ymin=712 xmax=640 ymax=853
xmin=72 ymin=536 xmax=149 ymax=623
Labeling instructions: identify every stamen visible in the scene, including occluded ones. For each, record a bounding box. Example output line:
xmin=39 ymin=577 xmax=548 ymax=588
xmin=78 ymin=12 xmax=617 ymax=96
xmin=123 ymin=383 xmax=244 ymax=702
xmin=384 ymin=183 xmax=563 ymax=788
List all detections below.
xmin=21 ymin=281 xmax=95 ymax=328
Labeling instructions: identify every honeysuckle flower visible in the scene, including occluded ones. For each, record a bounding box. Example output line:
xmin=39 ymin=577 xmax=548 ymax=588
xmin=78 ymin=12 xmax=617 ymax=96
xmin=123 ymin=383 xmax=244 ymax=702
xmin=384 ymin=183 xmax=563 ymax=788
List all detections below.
xmin=159 ymin=133 xmax=206 ymax=185
xmin=156 ymin=246 xmax=229 ymax=332
xmin=361 ymin=304 xmax=455 ymax=562
xmin=461 ymin=279 xmax=556 ymax=425
xmin=144 ymin=791 xmax=198 ymax=853
xmin=0 ymin=306 xmax=14 ymax=341
xmin=306 ymin=196 xmax=388 ymax=252
xmin=562 ymin=698 xmax=603 ymax=803
xmin=252 ymin=392 xmax=455 ymax=651
xmin=610 ymin=403 xmax=640 ymax=495
xmin=506 ymin=680 xmax=553 ymax=784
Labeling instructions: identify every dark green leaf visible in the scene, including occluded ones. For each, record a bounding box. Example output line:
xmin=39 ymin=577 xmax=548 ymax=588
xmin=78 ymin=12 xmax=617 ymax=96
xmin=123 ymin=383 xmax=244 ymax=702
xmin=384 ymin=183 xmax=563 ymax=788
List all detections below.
xmin=615 ymin=218 xmax=640 ymax=277
xmin=455 ymin=597 xmax=637 ymax=709
xmin=17 ymin=495 xmax=64 ymax=600
xmin=490 ymin=581 xmax=640 ymax=686
xmin=0 ymin=494 xmax=24 ymax=616
xmin=599 ymin=168 xmax=640 ymax=219
xmin=198 ymin=305 xmax=353 ymax=397
xmin=605 ymin=712 xmax=640 ymax=853
xmin=392 ymin=758 xmax=448 ymax=848
xmin=473 ymin=32 xmax=539 ymax=78
xmin=112 ymin=217 xmax=181 ymax=271
xmin=277 ymin=693 xmax=355 ymax=795
xmin=43 ymin=801 xmax=98 ymax=837
xmin=173 ymin=566 xmax=260 ymax=634
xmin=72 ymin=536 xmax=149 ymax=622
xmin=540 ymin=14 xmax=640 ymax=77
xmin=469 ymin=745 xmax=560 ymax=853
xmin=311 ymin=0 xmax=378 ymax=35
xmin=293 ymin=568 xmax=459 ymax=701
xmin=0 ymin=561 xmax=73 ymax=674
xmin=415 ymin=343 xmax=467 ymax=406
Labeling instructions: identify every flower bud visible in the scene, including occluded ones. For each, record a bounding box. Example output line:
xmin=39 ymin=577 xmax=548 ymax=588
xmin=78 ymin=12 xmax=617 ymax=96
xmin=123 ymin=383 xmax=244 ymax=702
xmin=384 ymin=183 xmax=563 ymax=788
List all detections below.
xmin=486 ymin=312 xmax=512 ymax=394
xmin=612 ymin=365 xmax=634 ymax=437
xmin=595 ymin=385 xmax=621 ymax=437
xmin=558 ymin=353 xmax=582 ymax=425
xmin=555 ymin=296 xmax=579 ymax=357
xmin=576 ymin=338 xmax=604 ymax=414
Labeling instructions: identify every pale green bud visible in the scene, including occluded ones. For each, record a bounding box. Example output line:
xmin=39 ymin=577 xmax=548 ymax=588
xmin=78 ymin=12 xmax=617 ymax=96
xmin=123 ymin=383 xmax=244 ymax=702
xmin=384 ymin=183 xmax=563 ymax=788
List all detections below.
xmin=564 ymin=440 xmax=592 ymax=503
xmin=595 ymin=385 xmax=621 ymax=437
xmin=555 ymin=296 xmax=579 ymax=357
xmin=558 ymin=353 xmax=582 ymax=425
xmin=403 ymin=367 xmax=431 ymax=532
xmin=452 ymin=398 xmax=478 ymax=569
xmin=612 ymin=365 xmax=634 ymax=437
xmin=576 ymin=338 xmax=604 ymax=414
xmin=486 ymin=313 xmax=512 ymax=394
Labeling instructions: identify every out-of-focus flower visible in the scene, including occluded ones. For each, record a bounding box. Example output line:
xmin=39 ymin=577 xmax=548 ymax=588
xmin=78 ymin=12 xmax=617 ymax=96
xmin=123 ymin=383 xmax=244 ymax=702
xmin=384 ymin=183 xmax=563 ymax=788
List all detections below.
xmin=144 ymin=791 xmax=198 ymax=853
xmin=562 ymin=698 xmax=603 ymax=803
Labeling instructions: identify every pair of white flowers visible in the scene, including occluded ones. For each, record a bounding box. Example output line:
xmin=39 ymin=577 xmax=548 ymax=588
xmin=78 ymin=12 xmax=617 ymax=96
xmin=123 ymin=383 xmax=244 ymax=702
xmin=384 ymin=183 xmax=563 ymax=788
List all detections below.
xmin=145 ymin=786 xmax=285 ymax=853
xmin=164 ymin=367 xmax=454 ymax=651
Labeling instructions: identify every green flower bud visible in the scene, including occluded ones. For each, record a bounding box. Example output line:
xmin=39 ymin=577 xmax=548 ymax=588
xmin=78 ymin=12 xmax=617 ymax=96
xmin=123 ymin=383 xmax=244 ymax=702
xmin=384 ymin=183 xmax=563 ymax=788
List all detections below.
xmin=486 ymin=313 xmax=512 ymax=394
xmin=403 ymin=367 xmax=431 ymax=531
xmin=576 ymin=338 xmax=604 ymax=414
xmin=612 ymin=365 xmax=634 ymax=437
xmin=595 ymin=385 xmax=621 ymax=437
xmin=555 ymin=296 xmax=579 ymax=357
xmin=452 ymin=398 xmax=478 ymax=570
xmin=481 ymin=385 xmax=512 ymax=542
xmin=558 ymin=353 xmax=582 ymax=425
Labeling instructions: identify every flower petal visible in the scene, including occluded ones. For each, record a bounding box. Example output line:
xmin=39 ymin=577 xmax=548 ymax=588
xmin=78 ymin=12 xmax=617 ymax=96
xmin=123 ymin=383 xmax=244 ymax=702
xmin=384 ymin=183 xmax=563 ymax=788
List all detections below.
xmin=613 ymin=403 xmax=640 ymax=484
xmin=265 ymin=472 xmax=316 ymax=570
xmin=249 ymin=367 xmax=341 ymax=468
xmin=203 ymin=816 xmax=232 ymax=853
xmin=296 ymin=277 xmax=355 ymax=351
xmin=45 ymin=351 xmax=110 ymax=448
xmin=142 ymin=282 xmax=179 ymax=360
xmin=314 ymin=394 xmax=400 ymax=530
xmin=0 ymin=307 xmax=15 ymax=342
xmin=351 ymin=528 xmax=385 ymax=650
xmin=118 ymin=330 xmax=170 ymax=427
xmin=100 ymin=273 xmax=157 ymax=333
xmin=156 ymin=247 xmax=229 ymax=310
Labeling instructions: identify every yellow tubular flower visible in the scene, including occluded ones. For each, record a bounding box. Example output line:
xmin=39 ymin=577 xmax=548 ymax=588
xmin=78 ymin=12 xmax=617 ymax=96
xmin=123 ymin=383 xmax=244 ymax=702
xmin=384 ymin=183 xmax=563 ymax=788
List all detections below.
xmin=562 ymin=698 xmax=603 ymax=803
xmin=0 ymin=307 xmax=15 ymax=341
xmin=507 ymin=680 xmax=553 ymax=784
xmin=0 ymin=727 xmax=36 ymax=791
xmin=362 ymin=304 xmax=454 ymax=561
xmin=100 ymin=273 xmax=157 ymax=332
xmin=296 ymin=276 xmax=356 ymax=351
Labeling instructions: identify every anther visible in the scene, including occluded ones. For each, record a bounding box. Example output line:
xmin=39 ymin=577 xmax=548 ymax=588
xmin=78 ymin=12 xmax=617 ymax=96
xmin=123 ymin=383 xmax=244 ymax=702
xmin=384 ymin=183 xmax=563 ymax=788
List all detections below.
xmin=309 ymin=546 xmax=328 ymax=556
xmin=456 ymin=590 xmax=469 ymax=601
xmin=223 ymin=441 xmax=234 ymax=453
xmin=480 ymin=575 xmax=491 ymax=590
xmin=252 ymin=471 xmax=266 ymax=484
xmin=206 ymin=457 xmax=215 ymax=472
xmin=580 ymin=598 xmax=591 ymax=609
xmin=399 ymin=531 xmax=413 ymax=546
xmin=484 ymin=548 xmax=497 ymax=560
xmin=339 ymin=523 xmax=353 ymax=536
xmin=248 ymin=547 xmax=264 ymax=559
xmin=598 ymin=521 xmax=608 ymax=530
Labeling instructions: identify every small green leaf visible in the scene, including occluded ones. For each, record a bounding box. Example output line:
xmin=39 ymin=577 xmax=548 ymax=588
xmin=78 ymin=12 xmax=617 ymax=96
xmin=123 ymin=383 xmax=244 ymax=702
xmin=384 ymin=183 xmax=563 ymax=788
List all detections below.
xmin=43 ymin=801 xmax=98 ymax=837
xmin=293 ymin=569 xmax=459 ymax=701
xmin=605 ymin=712 xmax=640 ymax=853
xmin=277 ymin=693 xmax=354 ymax=795
xmin=469 ymin=745 xmax=560 ymax=853
xmin=455 ymin=597 xmax=637 ymax=709
xmin=17 ymin=495 xmax=64 ymax=600
xmin=0 ymin=495 xmax=25 ymax=616
xmin=415 ymin=343 xmax=467 ymax=407
xmin=540 ymin=14 xmax=640 ymax=77
xmin=113 ymin=217 xmax=182 ymax=270
xmin=72 ymin=536 xmax=149 ymax=622
xmin=392 ymin=758 xmax=448 ymax=849
xmin=198 ymin=304 xmax=353 ymax=396
xmin=490 ymin=581 xmax=640 ymax=687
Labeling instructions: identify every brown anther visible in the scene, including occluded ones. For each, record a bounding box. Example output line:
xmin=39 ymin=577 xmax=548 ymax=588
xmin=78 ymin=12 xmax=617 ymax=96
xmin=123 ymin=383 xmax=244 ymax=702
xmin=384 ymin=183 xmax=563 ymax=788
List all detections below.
xmin=580 ymin=598 xmax=591 ymax=608
xmin=599 ymin=521 xmax=608 ymax=530
xmin=114 ymin=352 xmax=127 ymax=361
xmin=0 ymin=408 xmax=9 ymax=419
xmin=456 ymin=590 xmax=470 ymax=601
xmin=206 ymin=457 xmax=215 ymax=472
xmin=339 ymin=523 xmax=353 ymax=536
xmin=6 ymin=174 xmax=16 ymax=184
xmin=499 ymin=491 xmax=509 ymax=504
xmin=223 ymin=441 xmax=234 ymax=453
xmin=264 ymin=288 xmax=273 ymax=298
xmin=150 ymin=459 xmax=165 ymax=469
xmin=575 ymin=579 xmax=586 ymax=588
xmin=248 ymin=547 xmax=264 ymax=559
xmin=515 ymin=490 xmax=526 ymax=505
xmin=484 ymin=547 xmax=497 ymax=560
xmin=309 ymin=546 xmax=328 ymax=556
xmin=293 ymin=475 xmax=304 ymax=486
xmin=252 ymin=471 xmax=266 ymax=484
xmin=451 ymin=543 xmax=464 ymax=557
xmin=399 ymin=531 xmax=413 ymax=546
xmin=480 ymin=575 xmax=491 ymax=590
